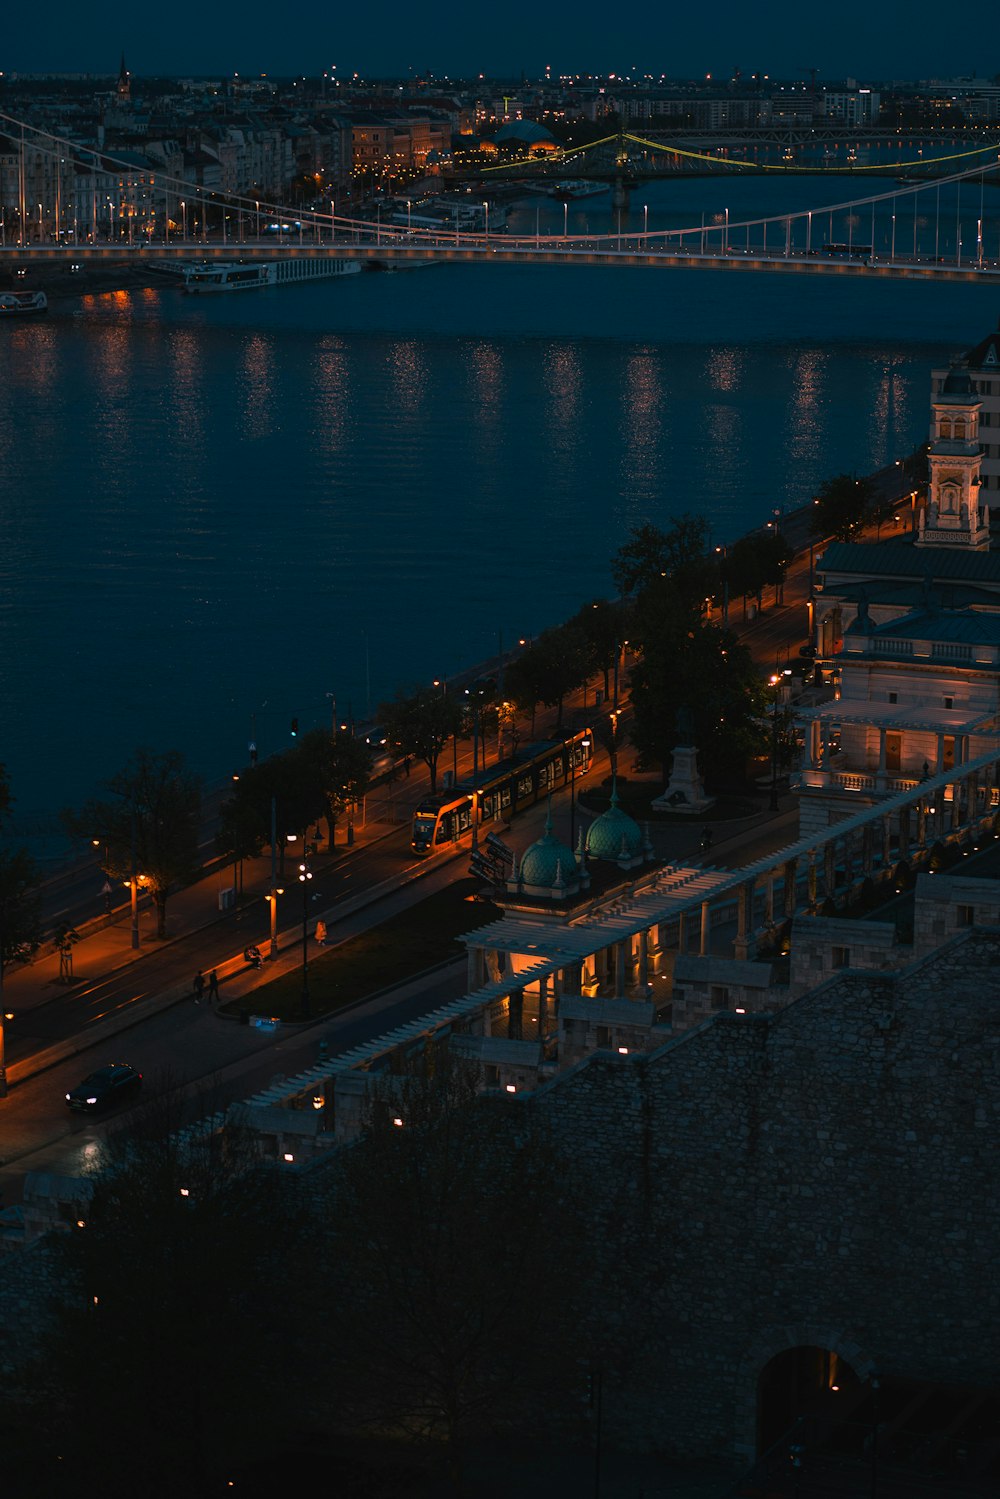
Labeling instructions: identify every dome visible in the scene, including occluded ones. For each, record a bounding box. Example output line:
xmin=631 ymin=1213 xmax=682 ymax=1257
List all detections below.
xmin=519 ymin=812 xmax=578 ymax=890
xmin=493 ymin=120 xmax=556 ymax=145
xmin=585 ymin=785 xmax=643 ymax=862
xmin=942 ymin=369 xmax=975 ymax=397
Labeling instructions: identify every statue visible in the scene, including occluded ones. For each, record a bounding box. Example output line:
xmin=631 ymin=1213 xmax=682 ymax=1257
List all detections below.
xmin=675 ymin=702 xmax=696 ymax=747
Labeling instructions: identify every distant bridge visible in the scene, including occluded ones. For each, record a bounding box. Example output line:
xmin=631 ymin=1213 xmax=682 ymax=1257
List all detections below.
xmin=1 ymin=109 xmax=999 ymax=286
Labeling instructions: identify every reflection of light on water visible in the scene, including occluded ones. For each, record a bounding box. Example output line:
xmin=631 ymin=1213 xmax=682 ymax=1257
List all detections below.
xmin=870 ymin=355 xmax=909 ymax=462
xmin=786 ymin=348 xmax=826 ymax=466
xmin=390 ymin=339 xmax=427 ymax=416
xmin=168 ymin=327 xmax=205 ymax=450
xmin=241 ymin=333 xmax=274 ymax=440
xmin=706 ymin=348 xmax=742 ymax=394
xmin=312 ymin=334 xmax=350 ymax=456
xmin=468 ymin=341 xmax=502 ymax=416
xmin=621 ymin=347 xmax=662 ymax=514
xmin=544 ymin=343 xmax=581 ymax=434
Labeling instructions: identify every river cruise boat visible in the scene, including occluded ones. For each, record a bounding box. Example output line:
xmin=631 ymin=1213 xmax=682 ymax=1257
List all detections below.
xmin=181 ymin=258 xmax=360 ymax=293
xmin=0 ymin=290 xmax=48 ymax=315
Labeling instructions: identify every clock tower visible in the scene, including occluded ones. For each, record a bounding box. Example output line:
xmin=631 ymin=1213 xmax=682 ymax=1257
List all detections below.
xmin=917 ymin=368 xmax=989 ymax=549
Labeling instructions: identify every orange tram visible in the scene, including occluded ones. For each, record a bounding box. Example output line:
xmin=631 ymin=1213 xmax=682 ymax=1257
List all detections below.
xmin=410 ymin=728 xmax=593 ymax=855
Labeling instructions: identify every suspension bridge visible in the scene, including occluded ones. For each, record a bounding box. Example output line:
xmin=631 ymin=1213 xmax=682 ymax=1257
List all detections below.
xmin=2 ymin=111 xmax=1000 ymax=284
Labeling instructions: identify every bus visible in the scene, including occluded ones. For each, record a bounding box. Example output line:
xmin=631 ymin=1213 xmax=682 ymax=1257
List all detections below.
xmin=410 ymin=728 xmax=593 ymax=855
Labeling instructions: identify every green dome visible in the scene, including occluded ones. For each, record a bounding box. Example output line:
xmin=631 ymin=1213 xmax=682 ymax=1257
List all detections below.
xmin=519 ymin=809 xmax=577 ymax=889
xmin=585 ymin=786 xmax=642 ymax=862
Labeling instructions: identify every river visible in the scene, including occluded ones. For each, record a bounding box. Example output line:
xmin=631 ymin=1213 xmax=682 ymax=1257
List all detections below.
xmin=1 ymin=171 xmax=998 ymax=855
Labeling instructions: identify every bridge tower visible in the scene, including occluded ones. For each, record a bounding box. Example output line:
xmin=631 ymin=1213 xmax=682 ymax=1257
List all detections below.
xmin=612 ymin=129 xmax=632 ymax=213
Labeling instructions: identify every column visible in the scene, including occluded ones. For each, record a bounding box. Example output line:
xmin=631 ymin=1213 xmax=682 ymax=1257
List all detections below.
xmin=861 ymin=824 xmax=873 ymax=877
xmin=951 ymin=775 xmax=962 ymax=830
xmin=467 ymin=947 xmax=485 ymax=991
xmin=615 ymin=941 xmax=626 ymax=996
xmin=783 ymin=857 xmax=798 ymax=921
xmin=677 ymin=912 xmax=688 ymax=955
xmin=764 ymin=875 xmax=775 ymax=927
xmin=735 ymin=878 xmax=754 ymax=960
xmin=699 ymin=902 xmax=710 ymax=957
xmin=639 ymin=930 xmax=650 ymax=989
xmin=842 ymin=833 xmax=853 ymax=885
xmin=916 ymin=798 xmax=927 ymax=851
xmin=823 ymin=842 xmax=836 ymax=900
xmin=508 ymin=987 xmax=523 ymax=1041
xmin=876 ymin=727 xmax=887 ymax=788
xmin=538 ymin=975 xmax=548 ymax=1043
xmin=881 ymin=814 xmax=892 ymax=869
xmin=807 ymin=850 xmax=818 ymax=909
xmin=937 ymin=733 xmax=946 ymax=773
xmin=899 ymin=805 xmax=910 ymax=860
xmin=809 ymin=719 xmax=821 ymax=769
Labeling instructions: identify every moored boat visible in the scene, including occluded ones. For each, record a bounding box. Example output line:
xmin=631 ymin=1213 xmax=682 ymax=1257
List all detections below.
xmin=0 ymin=290 xmax=48 ymax=315
xmin=181 ymin=258 xmax=361 ymax=293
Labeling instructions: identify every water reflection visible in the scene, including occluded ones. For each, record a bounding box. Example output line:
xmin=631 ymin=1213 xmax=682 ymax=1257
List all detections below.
xmin=786 ymin=348 xmax=826 ymax=467
xmin=620 ymin=347 xmax=663 ymax=515
xmin=240 ymin=332 xmax=275 ymax=441
xmin=312 ymin=334 xmax=351 ymax=457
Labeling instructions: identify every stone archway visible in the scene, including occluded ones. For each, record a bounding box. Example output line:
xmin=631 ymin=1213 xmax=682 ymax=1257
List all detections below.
xmin=733 ymin=1325 xmax=876 ymax=1461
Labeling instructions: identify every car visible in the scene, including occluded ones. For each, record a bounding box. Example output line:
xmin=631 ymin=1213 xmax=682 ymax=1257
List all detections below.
xmin=798 ymin=644 xmax=817 ymax=659
xmin=65 ymin=1062 xmax=142 ymax=1112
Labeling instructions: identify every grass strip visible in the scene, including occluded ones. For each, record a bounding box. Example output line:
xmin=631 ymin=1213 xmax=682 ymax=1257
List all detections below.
xmin=221 ymin=878 xmax=497 ymax=1023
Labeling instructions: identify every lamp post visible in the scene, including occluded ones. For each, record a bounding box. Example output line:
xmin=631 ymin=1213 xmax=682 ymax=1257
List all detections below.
xmin=483 ymin=200 xmax=490 ymax=242
xmin=569 ymin=735 xmax=591 ymax=850
xmin=298 ymin=859 xmax=313 ymax=1016
xmin=769 ymin=673 xmax=781 ymax=811
xmin=129 ymin=805 xmax=140 ymax=949
xmin=330 ymin=198 xmax=335 ymax=243
xmin=714 ymin=544 xmax=729 ymax=625
xmin=91 ymin=838 xmax=112 ymax=914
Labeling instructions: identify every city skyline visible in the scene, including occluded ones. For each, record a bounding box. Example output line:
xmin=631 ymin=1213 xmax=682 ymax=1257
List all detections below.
xmin=1 ymin=1 xmax=991 ymax=84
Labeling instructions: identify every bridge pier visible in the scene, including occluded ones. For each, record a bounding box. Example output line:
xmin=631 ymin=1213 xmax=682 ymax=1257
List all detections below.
xmin=612 ymin=175 xmax=631 ymax=214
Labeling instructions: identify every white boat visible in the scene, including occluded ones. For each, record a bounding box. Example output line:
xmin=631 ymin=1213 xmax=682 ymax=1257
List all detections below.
xmin=181 ymin=258 xmax=360 ymax=293
xmin=0 ymin=290 xmax=48 ymax=315
xmin=551 ymin=181 xmax=606 ymax=200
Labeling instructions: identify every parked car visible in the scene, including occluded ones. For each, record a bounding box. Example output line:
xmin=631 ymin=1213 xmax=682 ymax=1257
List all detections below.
xmin=65 ymin=1062 xmax=142 ymax=1112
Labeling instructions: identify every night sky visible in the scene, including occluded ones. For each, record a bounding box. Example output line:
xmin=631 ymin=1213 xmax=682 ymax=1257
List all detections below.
xmin=0 ymin=3 xmax=990 ymax=83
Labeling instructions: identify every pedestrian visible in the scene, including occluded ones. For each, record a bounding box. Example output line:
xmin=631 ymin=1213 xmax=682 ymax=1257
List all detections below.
xmin=207 ymin=969 xmax=219 ymax=1002
xmin=193 ymin=970 xmax=205 ymax=1003
xmin=315 ymin=919 xmax=327 ymax=946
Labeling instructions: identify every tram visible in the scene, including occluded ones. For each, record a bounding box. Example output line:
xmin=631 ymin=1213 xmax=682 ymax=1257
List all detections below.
xmin=410 ymin=728 xmax=593 ymax=855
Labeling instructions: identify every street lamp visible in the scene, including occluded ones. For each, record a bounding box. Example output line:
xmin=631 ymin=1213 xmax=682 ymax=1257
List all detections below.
xmin=714 ymin=545 xmax=729 ymax=626
xmin=91 ymin=838 xmax=112 ymax=914
xmin=569 ymin=736 xmax=591 ymax=849
xmin=769 ymin=673 xmax=782 ymax=811
xmin=298 ymin=860 xmax=313 ymax=1015
xmin=483 ymin=200 xmax=490 ymax=241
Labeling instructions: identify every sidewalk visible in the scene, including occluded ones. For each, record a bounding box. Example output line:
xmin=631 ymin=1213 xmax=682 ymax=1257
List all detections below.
xmin=2 ymin=776 xmax=420 ymax=1029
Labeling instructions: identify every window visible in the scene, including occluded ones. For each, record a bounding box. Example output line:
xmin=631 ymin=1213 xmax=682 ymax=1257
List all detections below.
xmin=596 ymin=1026 xmax=612 ymax=1048
xmin=710 ymin=985 xmax=729 ymax=1010
xmin=831 ymin=946 xmax=850 ymax=969
xmin=888 ymin=692 xmax=898 ymax=704
xmin=957 ymin=905 xmax=975 ymax=928
xmin=944 ymin=696 xmax=954 ymax=709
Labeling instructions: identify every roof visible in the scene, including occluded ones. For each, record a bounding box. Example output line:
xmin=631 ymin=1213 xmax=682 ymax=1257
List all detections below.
xmin=819 ymin=541 xmax=1000 ymax=587
xmin=828 ymin=580 xmax=1000 ymax=611
xmin=963 ymin=322 xmax=1000 ymax=372
xmin=867 ymin=609 xmax=1000 ymax=645
xmin=493 ymin=120 xmax=556 ymax=144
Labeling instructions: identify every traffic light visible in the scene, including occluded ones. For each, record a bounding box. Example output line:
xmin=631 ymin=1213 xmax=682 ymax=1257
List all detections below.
xmin=290 ymin=717 xmax=299 ymax=738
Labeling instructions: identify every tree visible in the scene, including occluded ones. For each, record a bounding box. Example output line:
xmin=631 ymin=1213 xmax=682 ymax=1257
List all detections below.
xmin=0 ymin=845 xmax=41 ymax=971
xmin=380 ymin=688 xmax=463 ymax=792
xmin=322 ymin=1050 xmax=587 ymax=1473
xmin=22 ymin=1088 xmax=320 ymax=1499
xmin=810 ymin=472 xmax=876 ymax=542
xmin=0 ymin=766 xmax=42 ymax=977
xmin=571 ymin=597 xmax=630 ymax=698
xmin=68 ymin=749 xmax=201 ymax=940
xmin=611 ymin=514 xmax=714 ymax=607
xmin=629 ymin=582 xmax=768 ymax=784
xmin=503 ymin=624 xmax=588 ymax=730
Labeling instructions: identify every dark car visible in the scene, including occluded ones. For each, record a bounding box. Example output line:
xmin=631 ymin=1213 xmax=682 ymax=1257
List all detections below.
xmin=65 ymin=1063 xmax=142 ymax=1112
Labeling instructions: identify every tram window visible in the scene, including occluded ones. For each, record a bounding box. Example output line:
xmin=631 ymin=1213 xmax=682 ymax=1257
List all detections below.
xmin=482 ymin=793 xmax=495 ymax=818
xmin=436 ymin=818 xmax=450 ymax=843
xmin=517 ymin=775 xmax=532 ymax=798
xmin=501 ymin=786 xmax=511 ymax=809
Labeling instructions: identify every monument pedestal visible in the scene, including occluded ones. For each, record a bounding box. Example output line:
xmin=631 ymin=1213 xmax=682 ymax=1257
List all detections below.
xmin=652 ymin=745 xmax=715 ymax=815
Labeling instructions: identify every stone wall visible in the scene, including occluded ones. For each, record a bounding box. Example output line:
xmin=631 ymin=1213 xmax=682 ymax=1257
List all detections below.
xmin=526 ymin=927 xmax=1000 ymax=1460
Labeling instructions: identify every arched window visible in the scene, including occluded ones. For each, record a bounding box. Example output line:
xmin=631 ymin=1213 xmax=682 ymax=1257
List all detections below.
xmin=940 ymin=418 xmax=952 ymax=439
xmin=954 ymin=419 xmax=966 ymax=440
